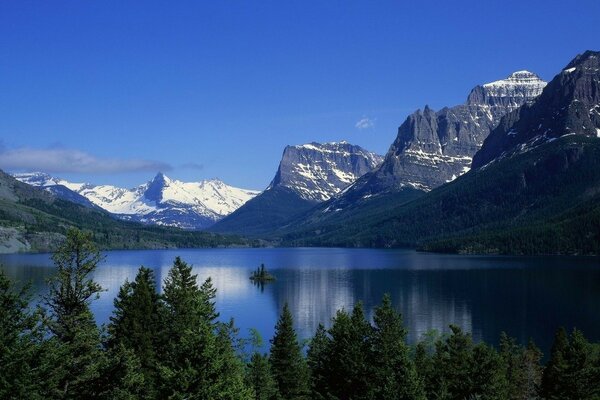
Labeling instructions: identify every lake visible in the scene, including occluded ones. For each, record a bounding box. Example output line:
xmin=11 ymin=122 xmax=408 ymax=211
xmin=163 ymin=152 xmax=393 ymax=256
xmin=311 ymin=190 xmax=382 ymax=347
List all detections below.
xmin=1 ymin=247 xmax=599 ymax=355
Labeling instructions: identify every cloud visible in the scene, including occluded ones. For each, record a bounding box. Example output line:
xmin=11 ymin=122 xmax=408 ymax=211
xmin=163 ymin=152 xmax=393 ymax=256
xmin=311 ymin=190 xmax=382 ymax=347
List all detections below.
xmin=355 ymin=117 xmax=375 ymax=130
xmin=181 ymin=162 xmax=205 ymax=170
xmin=0 ymin=146 xmax=171 ymax=174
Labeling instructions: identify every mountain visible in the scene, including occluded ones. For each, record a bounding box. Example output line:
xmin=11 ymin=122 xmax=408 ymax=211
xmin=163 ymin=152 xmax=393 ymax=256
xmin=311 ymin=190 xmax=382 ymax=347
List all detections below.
xmin=277 ymin=51 xmax=600 ymax=255
xmin=0 ymin=169 xmax=251 ymax=253
xmin=336 ymin=71 xmax=546 ymax=202
xmin=210 ymin=141 xmax=383 ymax=236
xmin=473 ymin=51 xmax=600 ymax=168
xmin=14 ymin=172 xmax=259 ymax=230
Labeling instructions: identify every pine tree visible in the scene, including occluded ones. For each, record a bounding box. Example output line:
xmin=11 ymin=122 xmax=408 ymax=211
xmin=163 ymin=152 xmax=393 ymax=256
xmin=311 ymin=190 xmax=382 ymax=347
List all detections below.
xmin=44 ymin=227 xmax=103 ymax=342
xmin=246 ymin=352 xmax=278 ymax=400
xmin=107 ymin=266 xmax=164 ymax=396
xmin=306 ymin=324 xmax=331 ymax=400
xmin=160 ymin=257 xmax=251 ymax=399
xmin=42 ymin=228 xmax=105 ymax=399
xmin=269 ymin=303 xmax=309 ymax=400
xmin=0 ymin=271 xmax=45 ymax=398
xmin=370 ymin=294 xmax=425 ymax=400
xmin=541 ymin=327 xmax=570 ymax=399
xmin=324 ymin=303 xmax=373 ymax=400
xmin=564 ymin=329 xmax=599 ymax=399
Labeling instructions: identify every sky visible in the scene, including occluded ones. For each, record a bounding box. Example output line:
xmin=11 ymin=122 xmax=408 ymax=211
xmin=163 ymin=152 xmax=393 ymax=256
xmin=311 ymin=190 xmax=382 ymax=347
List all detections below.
xmin=1 ymin=0 xmax=599 ymax=190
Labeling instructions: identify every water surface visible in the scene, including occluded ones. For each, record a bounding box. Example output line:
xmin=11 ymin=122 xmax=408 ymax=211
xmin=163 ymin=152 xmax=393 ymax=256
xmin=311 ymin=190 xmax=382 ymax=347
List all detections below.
xmin=1 ymin=248 xmax=599 ymax=354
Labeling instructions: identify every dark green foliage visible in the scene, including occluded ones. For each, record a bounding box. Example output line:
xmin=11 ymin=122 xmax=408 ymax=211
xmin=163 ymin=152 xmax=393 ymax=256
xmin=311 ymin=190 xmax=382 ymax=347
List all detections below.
xmin=270 ymin=303 xmax=309 ymax=400
xmin=315 ymin=304 xmax=372 ymax=400
xmin=159 ymin=257 xmax=251 ymax=399
xmin=250 ymin=263 xmax=276 ymax=282
xmin=542 ymin=328 xmax=600 ymax=400
xmin=306 ymin=324 xmax=331 ymax=400
xmin=211 ymin=186 xmax=317 ymax=237
xmin=3 ymin=232 xmax=600 ymax=399
xmin=0 ymin=271 xmax=45 ymax=399
xmin=246 ymin=352 xmax=278 ymax=400
xmin=108 ymin=266 xmax=164 ymax=396
xmin=41 ymin=228 xmax=106 ymax=399
xmin=423 ymin=325 xmax=507 ymax=400
xmin=370 ymin=294 xmax=425 ymax=400
xmin=44 ymin=228 xmax=104 ymax=342
xmin=499 ymin=333 xmax=544 ymax=400
xmin=280 ymin=136 xmax=600 ymax=255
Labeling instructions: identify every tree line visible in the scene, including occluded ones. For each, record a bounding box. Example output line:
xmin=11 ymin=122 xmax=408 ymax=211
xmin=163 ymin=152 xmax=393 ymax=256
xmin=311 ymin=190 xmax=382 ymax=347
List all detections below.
xmin=1 ymin=228 xmax=599 ymax=399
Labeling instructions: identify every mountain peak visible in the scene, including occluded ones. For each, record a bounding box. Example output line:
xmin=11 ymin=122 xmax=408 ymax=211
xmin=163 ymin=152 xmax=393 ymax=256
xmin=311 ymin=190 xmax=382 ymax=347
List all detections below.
xmin=564 ymin=50 xmax=600 ymax=70
xmin=270 ymin=141 xmax=383 ymax=201
xmin=472 ymin=50 xmax=600 ymax=168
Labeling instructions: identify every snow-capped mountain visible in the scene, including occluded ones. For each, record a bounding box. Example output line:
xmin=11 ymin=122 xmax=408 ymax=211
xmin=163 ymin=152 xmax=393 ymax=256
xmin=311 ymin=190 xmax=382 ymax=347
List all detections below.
xmin=14 ymin=172 xmax=259 ymax=229
xmin=473 ymin=51 xmax=600 ymax=168
xmin=334 ymin=70 xmax=547 ymax=201
xmin=269 ymin=141 xmax=383 ymax=201
xmin=210 ymin=141 xmax=382 ymax=236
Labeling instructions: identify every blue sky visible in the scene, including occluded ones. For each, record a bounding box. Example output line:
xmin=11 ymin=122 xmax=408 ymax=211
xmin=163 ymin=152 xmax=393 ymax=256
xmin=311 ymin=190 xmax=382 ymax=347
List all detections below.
xmin=1 ymin=0 xmax=599 ymax=189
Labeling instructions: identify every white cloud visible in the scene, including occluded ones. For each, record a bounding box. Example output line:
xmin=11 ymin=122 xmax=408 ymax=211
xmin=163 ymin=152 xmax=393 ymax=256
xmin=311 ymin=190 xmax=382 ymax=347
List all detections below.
xmin=355 ymin=117 xmax=375 ymax=130
xmin=0 ymin=146 xmax=171 ymax=174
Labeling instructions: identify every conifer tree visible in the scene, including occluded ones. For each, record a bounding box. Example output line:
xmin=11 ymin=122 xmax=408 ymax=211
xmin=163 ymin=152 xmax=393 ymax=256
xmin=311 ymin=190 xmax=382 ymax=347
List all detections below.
xmin=43 ymin=228 xmax=105 ymax=398
xmin=324 ymin=303 xmax=373 ymax=400
xmin=108 ymin=266 xmax=164 ymax=395
xmin=306 ymin=324 xmax=331 ymax=400
xmin=0 ymin=271 xmax=45 ymax=398
xmin=541 ymin=327 xmax=570 ymax=399
xmin=246 ymin=353 xmax=278 ymax=400
xmin=160 ymin=257 xmax=251 ymax=399
xmin=370 ymin=294 xmax=425 ymax=400
xmin=269 ymin=303 xmax=309 ymax=400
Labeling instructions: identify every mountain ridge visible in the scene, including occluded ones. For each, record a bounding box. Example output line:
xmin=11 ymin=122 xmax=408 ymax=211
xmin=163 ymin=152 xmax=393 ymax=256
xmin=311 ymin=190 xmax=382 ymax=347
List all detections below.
xmin=14 ymin=172 xmax=259 ymax=230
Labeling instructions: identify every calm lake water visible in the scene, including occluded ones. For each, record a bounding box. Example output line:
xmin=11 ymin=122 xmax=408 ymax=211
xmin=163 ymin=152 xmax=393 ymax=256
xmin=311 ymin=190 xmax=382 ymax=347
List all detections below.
xmin=1 ymin=248 xmax=599 ymax=355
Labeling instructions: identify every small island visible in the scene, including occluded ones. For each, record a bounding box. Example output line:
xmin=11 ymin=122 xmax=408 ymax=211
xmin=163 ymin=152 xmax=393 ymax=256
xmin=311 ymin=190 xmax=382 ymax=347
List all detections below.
xmin=250 ymin=263 xmax=276 ymax=282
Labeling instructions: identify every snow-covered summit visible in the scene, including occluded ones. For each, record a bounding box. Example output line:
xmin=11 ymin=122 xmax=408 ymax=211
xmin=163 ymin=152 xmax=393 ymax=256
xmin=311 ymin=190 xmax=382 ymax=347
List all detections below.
xmin=14 ymin=172 xmax=259 ymax=229
xmin=481 ymin=70 xmax=547 ymax=99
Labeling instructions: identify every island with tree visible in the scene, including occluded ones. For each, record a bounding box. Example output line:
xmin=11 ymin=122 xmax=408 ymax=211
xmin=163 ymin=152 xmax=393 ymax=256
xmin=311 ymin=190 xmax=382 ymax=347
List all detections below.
xmin=249 ymin=263 xmax=276 ymax=283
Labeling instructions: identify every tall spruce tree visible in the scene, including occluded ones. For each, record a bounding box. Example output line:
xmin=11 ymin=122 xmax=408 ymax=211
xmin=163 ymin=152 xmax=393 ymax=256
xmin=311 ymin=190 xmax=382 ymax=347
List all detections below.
xmin=370 ymin=294 xmax=425 ymax=400
xmin=306 ymin=324 xmax=331 ymax=400
xmin=269 ymin=303 xmax=309 ymax=400
xmin=160 ymin=257 xmax=251 ymax=399
xmin=43 ymin=228 xmax=105 ymax=399
xmin=246 ymin=352 xmax=278 ymax=400
xmin=324 ymin=303 xmax=373 ymax=400
xmin=108 ymin=266 xmax=164 ymax=396
xmin=0 ymin=271 xmax=45 ymax=398
xmin=541 ymin=327 xmax=570 ymax=399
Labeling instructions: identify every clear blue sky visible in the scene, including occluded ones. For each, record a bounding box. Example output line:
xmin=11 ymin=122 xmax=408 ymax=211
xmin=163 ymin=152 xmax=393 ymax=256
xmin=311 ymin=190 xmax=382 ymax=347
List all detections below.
xmin=1 ymin=0 xmax=598 ymax=189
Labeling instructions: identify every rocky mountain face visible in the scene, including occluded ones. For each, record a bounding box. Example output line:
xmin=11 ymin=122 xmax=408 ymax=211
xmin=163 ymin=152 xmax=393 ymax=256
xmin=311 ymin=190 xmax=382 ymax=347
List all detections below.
xmin=14 ymin=172 xmax=259 ymax=229
xmin=277 ymin=51 xmax=600 ymax=255
xmin=473 ymin=50 xmax=600 ymax=168
xmin=210 ymin=141 xmax=382 ymax=235
xmin=343 ymin=71 xmax=547 ymax=198
xmin=269 ymin=141 xmax=383 ymax=201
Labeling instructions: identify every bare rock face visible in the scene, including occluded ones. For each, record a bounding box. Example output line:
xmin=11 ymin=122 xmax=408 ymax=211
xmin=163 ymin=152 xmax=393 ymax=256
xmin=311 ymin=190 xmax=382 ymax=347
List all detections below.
xmin=473 ymin=51 xmax=600 ymax=169
xmin=345 ymin=70 xmax=547 ymax=198
xmin=269 ymin=141 xmax=383 ymax=201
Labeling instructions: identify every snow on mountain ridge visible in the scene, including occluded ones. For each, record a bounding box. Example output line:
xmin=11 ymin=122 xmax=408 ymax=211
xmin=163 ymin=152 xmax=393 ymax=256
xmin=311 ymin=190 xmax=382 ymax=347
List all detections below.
xmin=13 ymin=172 xmax=259 ymax=229
xmin=270 ymin=141 xmax=383 ymax=202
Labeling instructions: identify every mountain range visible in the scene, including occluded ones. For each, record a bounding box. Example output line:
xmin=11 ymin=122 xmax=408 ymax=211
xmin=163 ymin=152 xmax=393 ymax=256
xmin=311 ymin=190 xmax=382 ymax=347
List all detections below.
xmin=0 ymin=170 xmax=250 ymax=253
xmin=274 ymin=50 xmax=600 ymax=255
xmin=3 ymin=50 xmax=599 ymax=255
xmin=210 ymin=141 xmax=383 ymax=235
xmin=14 ymin=172 xmax=259 ymax=230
